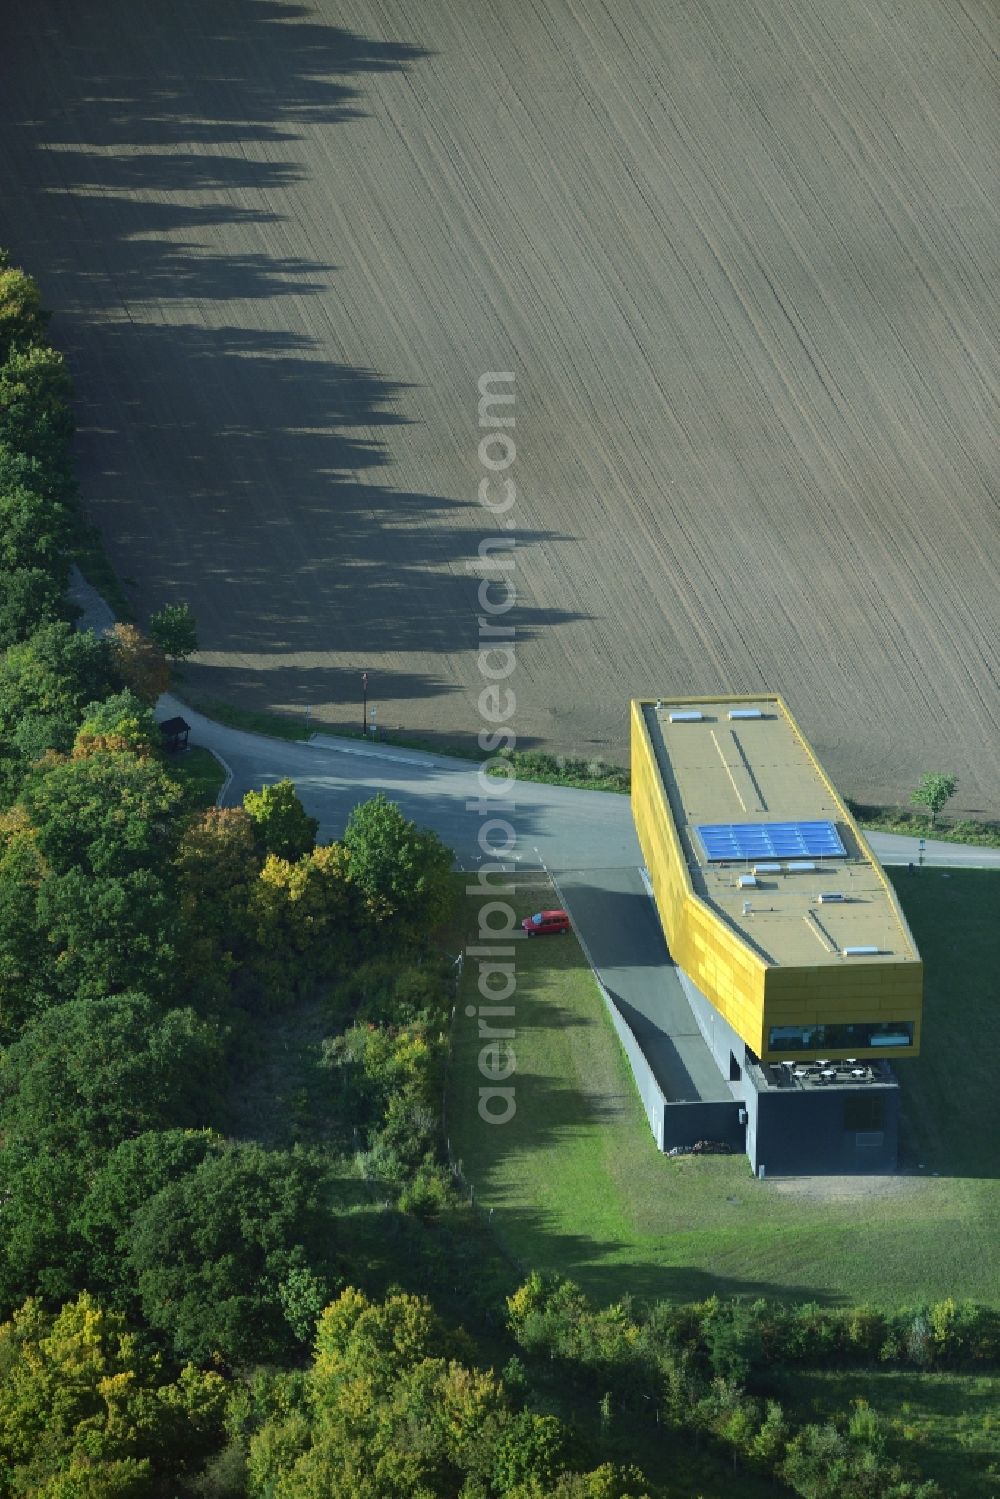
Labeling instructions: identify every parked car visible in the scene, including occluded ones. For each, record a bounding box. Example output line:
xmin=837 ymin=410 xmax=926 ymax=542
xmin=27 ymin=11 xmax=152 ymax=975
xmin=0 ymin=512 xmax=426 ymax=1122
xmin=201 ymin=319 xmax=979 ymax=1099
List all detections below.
xmin=521 ymin=909 xmax=571 ymax=937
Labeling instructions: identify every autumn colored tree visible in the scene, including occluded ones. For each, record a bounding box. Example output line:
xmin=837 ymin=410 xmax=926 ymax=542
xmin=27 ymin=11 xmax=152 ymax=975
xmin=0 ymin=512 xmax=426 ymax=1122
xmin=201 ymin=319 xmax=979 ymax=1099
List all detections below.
xmin=173 ymin=806 xmax=260 ymax=1004
xmin=107 ymin=622 xmax=171 ymax=706
xmin=322 ymin=1022 xmax=443 ymax=1182
xmin=252 ymin=842 xmax=363 ymax=997
xmin=246 ymin=1288 xmax=651 ymax=1499
xmin=244 ymin=777 xmax=318 ymax=861
xmin=0 ymin=1293 xmax=227 ymax=1494
xmin=72 ymin=688 xmax=160 ymax=760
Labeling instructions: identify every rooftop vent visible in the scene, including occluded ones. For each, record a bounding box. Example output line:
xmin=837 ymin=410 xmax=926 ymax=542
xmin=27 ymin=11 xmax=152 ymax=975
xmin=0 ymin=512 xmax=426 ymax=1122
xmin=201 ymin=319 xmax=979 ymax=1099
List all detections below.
xmin=753 ymin=862 xmax=782 ymax=875
xmin=742 ymin=901 xmax=752 ymax=916
xmin=728 ymin=708 xmax=763 ymax=720
xmin=668 ymin=709 xmax=703 ymax=723
xmin=843 ymin=945 xmax=879 ymax=957
xmin=818 ymin=892 xmax=847 ymax=904
xmin=786 ymin=860 xmax=817 ymax=873
xmin=737 ymin=874 xmax=757 ymax=888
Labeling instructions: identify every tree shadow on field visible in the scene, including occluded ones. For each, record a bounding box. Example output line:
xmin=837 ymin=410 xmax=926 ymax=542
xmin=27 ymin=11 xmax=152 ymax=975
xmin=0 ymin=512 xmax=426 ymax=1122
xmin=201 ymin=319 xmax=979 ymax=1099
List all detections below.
xmin=2 ymin=0 xmax=425 ymax=303
xmin=0 ymin=0 xmax=587 ymax=727
xmin=68 ymin=317 xmax=582 ymax=693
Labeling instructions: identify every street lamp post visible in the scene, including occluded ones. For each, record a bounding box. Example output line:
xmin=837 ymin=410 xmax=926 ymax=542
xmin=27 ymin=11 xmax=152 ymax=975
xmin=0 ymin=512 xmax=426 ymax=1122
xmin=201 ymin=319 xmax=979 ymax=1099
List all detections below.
xmin=361 ymin=671 xmax=368 ymax=735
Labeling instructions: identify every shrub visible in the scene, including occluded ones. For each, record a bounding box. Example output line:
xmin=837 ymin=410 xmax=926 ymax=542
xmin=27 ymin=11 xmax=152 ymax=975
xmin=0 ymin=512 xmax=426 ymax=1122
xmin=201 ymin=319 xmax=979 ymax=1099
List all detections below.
xmin=397 ymin=1159 xmax=456 ymax=1219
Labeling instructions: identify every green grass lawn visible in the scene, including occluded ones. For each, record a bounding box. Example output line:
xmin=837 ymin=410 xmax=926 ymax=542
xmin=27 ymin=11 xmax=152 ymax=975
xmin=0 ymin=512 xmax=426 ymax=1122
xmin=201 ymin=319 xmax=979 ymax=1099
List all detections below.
xmin=891 ymin=870 xmax=1000 ymax=1178
xmin=166 ymin=745 xmax=226 ymax=808
xmin=448 ymin=873 xmax=1000 ymax=1309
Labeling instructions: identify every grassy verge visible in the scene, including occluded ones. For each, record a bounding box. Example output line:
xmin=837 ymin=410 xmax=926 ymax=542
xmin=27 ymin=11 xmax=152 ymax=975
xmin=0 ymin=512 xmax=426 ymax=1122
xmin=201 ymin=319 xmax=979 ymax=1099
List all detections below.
xmin=447 ymin=873 xmax=1000 ymax=1309
xmin=186 ymin=697 xmax=313 ymax=742
xmin=312 ymin=724 xmax=482 ymax=760
xmin=485 ymin=748 xmax=629 ymax=792
xmin=847 ymin=801 xmax=1000 ymax=849
xmin=771 ymin=1368 xmax=1000 ymax=1499
xmin=184 ymin=698 xmax=484 ymax=759
xmin=73 ymin=524 xmax=135 ymax=622
xmin=166 ymin=746 xmax=226 ymax=809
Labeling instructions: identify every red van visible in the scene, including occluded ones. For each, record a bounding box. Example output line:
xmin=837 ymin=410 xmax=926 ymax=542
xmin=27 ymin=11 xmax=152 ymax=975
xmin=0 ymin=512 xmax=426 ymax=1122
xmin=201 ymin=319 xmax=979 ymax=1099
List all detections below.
xmin=521 ymin=909 xmax=571 ymax=937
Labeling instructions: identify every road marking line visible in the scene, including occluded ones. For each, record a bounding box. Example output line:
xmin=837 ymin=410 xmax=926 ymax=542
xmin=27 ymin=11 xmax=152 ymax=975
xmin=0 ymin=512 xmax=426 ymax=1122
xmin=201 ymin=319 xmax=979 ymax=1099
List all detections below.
xmin=207 ymin=747 xmax=234 ymax=807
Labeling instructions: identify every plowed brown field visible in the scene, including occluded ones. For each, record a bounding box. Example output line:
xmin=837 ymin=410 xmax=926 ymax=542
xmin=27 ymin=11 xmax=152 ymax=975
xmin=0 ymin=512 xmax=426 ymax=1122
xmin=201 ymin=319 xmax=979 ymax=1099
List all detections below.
xmin=2 ymin=0 xmax=998 ymax=812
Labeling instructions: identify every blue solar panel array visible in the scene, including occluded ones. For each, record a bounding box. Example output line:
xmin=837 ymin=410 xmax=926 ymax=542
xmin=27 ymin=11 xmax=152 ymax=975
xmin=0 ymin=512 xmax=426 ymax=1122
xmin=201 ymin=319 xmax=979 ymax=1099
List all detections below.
xmin=695 ymin=820 xmax=845 ymax=862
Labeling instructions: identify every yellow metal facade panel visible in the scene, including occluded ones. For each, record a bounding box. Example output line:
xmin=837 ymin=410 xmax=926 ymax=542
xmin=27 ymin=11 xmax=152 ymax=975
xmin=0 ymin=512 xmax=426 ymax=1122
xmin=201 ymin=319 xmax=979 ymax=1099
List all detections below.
xmin=631 ymin=701 xmax=767 ymax=1055
xmin=630 ymin=699 xmax=923 ymax=1063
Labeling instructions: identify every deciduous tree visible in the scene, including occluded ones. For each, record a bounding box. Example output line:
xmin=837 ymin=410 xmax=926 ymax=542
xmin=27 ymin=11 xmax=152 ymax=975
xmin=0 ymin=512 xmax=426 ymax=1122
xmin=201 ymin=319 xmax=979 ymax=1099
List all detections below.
xmin=343 ymin=793 xmax=455 ymax=938
xmin=252 ymin=842 xmax=363 ymax=996
xmin=0 ymin=809 xmax=50 ymax=1039
xmin=73 ymin=688 xmax=160 ymax=760
xmin=0 ymin=259 xmax=48 ymax=361
xmin=0 ymin=481 xmax=73 ymax=576
xmin=73 ymin=1129 xmax=225 ymax=1304
xmin=148 ymin=600 xmax=199 ymax=661
xmin=0 ymin=343 xmax=74 ymax=481
xmin=19 ymin=749 xmax=186 ymax=876
xmin=244 ymin=777 xmax=318 ymax=861
xmin=0 ymin=566 xmax=69 ymax=650
xmin=909 ymin=772 xmax=957 ymax=827
xmin=174 ymin=807 xmax=260 ymax=1002
xmin=107 ymin=622 xmax=171 ymax=706
xmin=35 ymin=866 xmax=178 ymax=1001
xmin=126 ymin=1143 xmax=335 ymax=1364
xmin=0 ymin=1293 xmax=227 ymax=1494
xmin=0 ymin=621 xmax=120 ymax=739
xmin=0 ymin=992 xmax=220 ymax=1164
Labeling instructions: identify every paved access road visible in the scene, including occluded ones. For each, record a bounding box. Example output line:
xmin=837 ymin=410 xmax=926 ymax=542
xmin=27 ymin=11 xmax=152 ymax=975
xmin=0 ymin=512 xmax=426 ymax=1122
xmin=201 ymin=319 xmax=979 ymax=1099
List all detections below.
xmin=159 ymin=692 xmax=1000 ymax=875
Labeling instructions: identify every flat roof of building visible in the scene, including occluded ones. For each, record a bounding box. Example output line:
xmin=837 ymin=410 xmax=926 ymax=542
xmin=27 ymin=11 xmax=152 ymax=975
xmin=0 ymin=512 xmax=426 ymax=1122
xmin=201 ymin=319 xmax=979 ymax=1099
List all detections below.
xmin=639 ymin=697 xmax=919 ymax=970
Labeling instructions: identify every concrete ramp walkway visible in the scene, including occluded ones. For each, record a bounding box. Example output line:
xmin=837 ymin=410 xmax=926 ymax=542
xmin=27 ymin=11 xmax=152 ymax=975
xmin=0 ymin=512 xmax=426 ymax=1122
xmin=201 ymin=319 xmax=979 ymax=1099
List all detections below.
xmin=552 ymin=866 xmax=732 ymax=1105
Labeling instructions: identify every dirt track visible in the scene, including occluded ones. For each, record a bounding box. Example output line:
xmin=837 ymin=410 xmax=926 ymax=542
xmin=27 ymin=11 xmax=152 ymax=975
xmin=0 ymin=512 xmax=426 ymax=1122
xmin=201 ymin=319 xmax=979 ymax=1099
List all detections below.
xmin=2 ymin=0 xmax=998 ymax=812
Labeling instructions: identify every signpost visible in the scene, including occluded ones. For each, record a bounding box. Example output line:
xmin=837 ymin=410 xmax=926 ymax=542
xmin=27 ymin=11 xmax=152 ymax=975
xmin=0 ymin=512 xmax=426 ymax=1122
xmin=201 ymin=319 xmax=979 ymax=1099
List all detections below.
xmin=361 ymin=671 xmax=368 ymax=735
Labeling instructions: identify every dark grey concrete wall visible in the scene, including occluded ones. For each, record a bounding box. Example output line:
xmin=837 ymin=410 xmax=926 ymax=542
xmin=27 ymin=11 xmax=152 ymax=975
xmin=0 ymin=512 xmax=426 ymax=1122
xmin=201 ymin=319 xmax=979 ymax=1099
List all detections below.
xmin=663 ymin=1099 xmax=746 ymax=1151
xmin=597 ymin=979 xmax=667 ymax=1150
xmin=749 ymin=1085 xmax=900 ymax=1176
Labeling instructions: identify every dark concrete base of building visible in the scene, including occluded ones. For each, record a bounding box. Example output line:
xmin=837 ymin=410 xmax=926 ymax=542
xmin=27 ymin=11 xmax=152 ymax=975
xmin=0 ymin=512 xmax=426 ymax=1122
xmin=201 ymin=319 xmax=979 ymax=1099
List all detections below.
xmin=678 ymin=971 xmax=901 ymax=1176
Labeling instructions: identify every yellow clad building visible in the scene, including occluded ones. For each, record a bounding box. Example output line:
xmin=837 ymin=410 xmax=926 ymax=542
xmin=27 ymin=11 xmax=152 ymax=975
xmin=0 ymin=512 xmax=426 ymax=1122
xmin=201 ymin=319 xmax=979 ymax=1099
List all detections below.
xmin=631 ymin=696 xmax=922 ymax=1066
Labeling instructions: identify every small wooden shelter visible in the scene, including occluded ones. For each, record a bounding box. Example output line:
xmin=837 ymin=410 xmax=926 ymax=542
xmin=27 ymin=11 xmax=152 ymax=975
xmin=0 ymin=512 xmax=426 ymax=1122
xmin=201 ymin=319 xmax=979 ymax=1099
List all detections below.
xmin=159 ymin=715 xmax=191 ymax=752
